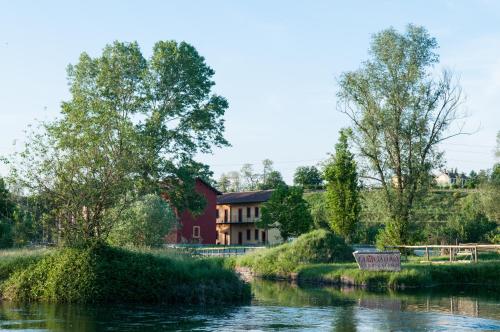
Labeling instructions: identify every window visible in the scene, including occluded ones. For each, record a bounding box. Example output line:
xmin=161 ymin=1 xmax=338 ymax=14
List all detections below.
xmin=193 ymin=226 xmax=200 ymax=238
xmin=255 ymin=229 xmax=259 ymax=241
xmin=246 ymin=207 xmax=251 ymax=218
xmin=238 ymin=208 xmax=243 ymax=222
xmin=262 ymin=231 xmax=266 ymax=243
xmin=246 ymin=229 xmax=251 ymax=240
xmin=216 ymin=209 xmax=219 ymax=219
xmin=255 ymin=206 xmax=259 ymax=218
xmin=224 ymin=209 xmax=228 ymax=222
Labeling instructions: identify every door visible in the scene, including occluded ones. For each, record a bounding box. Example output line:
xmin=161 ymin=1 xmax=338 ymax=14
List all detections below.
xmin=238 ymin=232 xmax=243 ymax=245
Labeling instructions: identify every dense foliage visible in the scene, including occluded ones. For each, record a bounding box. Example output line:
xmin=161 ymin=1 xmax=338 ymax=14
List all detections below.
xmin=258 ymin=185 xmax=313 ymax=240
xmin=324 ymin=129 xmax=360 ymax=242
xmin=107 ymin=195 xmax=177 ymax=247
xmin=293 ymin=166 xmax=323 ymax=190
xmin=9 ymin=41 xmax=228 ymax=245
xmin=1 ymin=244 xmax=250 ymax=304
xmin=305 ymin=186 xmax=499 ymax=245
xmin=338 ymin=25 xmax=465 ymax=246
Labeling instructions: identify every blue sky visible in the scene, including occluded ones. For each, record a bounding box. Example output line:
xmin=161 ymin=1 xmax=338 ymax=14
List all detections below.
xmin=1 ymin=0 xmax=499 ymax=183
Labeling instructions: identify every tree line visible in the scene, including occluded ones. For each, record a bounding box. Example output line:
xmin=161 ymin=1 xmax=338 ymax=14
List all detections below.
xmin=227 ymin=24 xmax=499 ymax=246
xmin=0 ymin=24 xmax=498 ymax=249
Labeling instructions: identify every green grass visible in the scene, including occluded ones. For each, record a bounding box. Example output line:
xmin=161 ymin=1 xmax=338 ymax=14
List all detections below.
xmin=297 ymin=261 xmax=500 ymax=290
xmin=237 ymin=246 xmax=500 ymax=292
xmin=0 ymin=243 xmax=250 ymax=304
xmin=0 ymin=248 xmax=51 ymax=282
xmin=236 ymin=230 xmax=353 ymax=277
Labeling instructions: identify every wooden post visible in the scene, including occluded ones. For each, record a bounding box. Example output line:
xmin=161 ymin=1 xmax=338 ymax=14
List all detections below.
xmin=449 ymin=247 xmax=453 ymax=262
xmin=474 ymin=246 xmax=478 ymax=263
xmin=426 ymin=246 xmax=429 ymax=261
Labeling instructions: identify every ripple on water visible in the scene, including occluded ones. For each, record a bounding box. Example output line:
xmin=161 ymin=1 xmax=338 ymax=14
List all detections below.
xmin=0 ymin=282 xmax=499 ymax=332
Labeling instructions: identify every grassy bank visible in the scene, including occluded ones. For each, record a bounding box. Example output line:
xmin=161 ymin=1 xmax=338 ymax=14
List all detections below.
xmin=295 ymin=261 xmax=500 ymax=291
xmin=0 ymin=244 xmax=250 ymax=304
xmin=236 ymin=232 xmax=500 ymax=292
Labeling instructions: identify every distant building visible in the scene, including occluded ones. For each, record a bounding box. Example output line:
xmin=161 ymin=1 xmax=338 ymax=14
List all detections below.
xmin=165 ymin=178 xmax=221 ymax=244
xmin=216 ymin=190 xmax=282 ymax=246
xmin=435 ymin=170 xmax=468 ymax=188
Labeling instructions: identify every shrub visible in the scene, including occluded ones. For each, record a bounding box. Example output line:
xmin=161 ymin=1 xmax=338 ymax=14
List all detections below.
xmin=107 ymin=195 xmax=177 ymax=247
xmin=0 ymin=249 xmax=48 ymax=282
xmin=237 ymin=230 xmax=353 ymax=275
xmin=2 ymin=243 xmax=250 ymax=304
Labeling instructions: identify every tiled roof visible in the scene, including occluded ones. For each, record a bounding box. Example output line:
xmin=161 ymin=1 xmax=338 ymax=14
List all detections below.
xmin=217 ymin=190 xmax=273 ymax=204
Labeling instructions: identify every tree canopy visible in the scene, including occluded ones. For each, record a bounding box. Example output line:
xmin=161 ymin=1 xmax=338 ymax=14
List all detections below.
xmin=293 ymin=166 xmax=323 ymax=190
xmin=10 ymin=41 xmax=228 ymax=244
xmin=338 ymin=25 xmax=465 ymax=246
xmin=258 ymin=185 xmax=313 ymax=241
xmin=324 ymin=129 xmax=360 ymax=242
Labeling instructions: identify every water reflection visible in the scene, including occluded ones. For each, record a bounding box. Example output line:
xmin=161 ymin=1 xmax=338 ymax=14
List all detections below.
xmin=251 ymin=280 xmax=500 ymax=331
xmin=0 ymin=281 xmax=498 ymax=331
xmin=252 ymin=279 xmax=500 ymax=321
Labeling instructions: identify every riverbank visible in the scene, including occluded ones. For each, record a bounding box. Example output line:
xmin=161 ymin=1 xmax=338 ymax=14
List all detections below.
xmin=234 ymin=234 xmax=500 ymax=292
xmin=1 ymin=278 xmax=498 ymax=331
xmin=0 ymin=244 xmax=250 ymax=304
xmin=236 ymin=259 xmax=500 ymax=291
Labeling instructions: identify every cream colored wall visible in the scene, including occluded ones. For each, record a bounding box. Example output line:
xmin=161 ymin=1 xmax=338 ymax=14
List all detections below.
xmin=216 ymin=203 xmax=262 ymax=223
xmin=216 ymin=223 xmax=282 ymax=245
xmin=216 ymin=204 xmax=231 ymax=223
xmin=215 ymin=202 xmax=283 ymax=245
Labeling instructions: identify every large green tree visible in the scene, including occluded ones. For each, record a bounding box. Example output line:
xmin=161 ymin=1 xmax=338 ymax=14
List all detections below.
xmin=258 ymin=185 xmax=313 ymax=241
xmin=337 ymin=25 xmax=465 ymax=246
xmin=11 ymin=41 xmax=228 ymax=244
xmin=324 ymin=129 xmax=360 ymax=242
xmin=293 ymin=166 xmax=323 ymax=190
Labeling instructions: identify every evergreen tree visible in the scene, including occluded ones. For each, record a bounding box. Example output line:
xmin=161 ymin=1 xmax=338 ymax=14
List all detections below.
xmin=324 ymin=129 xmax=360 ymax=242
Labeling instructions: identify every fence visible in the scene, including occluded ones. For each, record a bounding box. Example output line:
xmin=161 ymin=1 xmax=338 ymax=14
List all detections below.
xmin=195 ymin=246 xmax=265 ymax=257
xmin=386 ymin=244 xmax=500 ymax=262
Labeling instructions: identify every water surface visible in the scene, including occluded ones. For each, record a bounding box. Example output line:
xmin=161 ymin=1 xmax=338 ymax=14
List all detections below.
xmin=0 ymin=280 xmax=499 ymax=331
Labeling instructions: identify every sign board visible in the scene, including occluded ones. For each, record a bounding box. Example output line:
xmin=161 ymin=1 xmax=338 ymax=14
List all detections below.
xmin=353 ymin=251 xmax=401 ymax=271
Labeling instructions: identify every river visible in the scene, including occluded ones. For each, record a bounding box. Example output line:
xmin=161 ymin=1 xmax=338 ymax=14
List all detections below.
xmin=0 ymin=280 xmax=499 ymax=331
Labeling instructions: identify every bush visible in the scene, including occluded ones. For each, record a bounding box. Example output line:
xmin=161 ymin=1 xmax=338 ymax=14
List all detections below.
xmin=237 ymin=230 xmax=353 ymax=276
xmin=107 ymin=195 xmax=177 ymax=247
xmin=442 ymin=194 xmax=497 ymax=243
xmin=1 ymin=243 xmax=250 ymax=304
xmin=0 ymin=249 xmax=48 ymax=282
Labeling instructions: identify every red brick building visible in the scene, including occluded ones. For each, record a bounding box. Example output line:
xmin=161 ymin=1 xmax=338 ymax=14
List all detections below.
xmin=166 ymin=178 xmax=221 ymax=244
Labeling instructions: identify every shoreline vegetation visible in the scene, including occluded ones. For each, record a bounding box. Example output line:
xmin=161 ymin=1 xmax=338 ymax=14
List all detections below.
xmin=0 ymin=244 xmax=250 ymax=304
xmin=234 ymin=231 xmax=500 ymax=293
